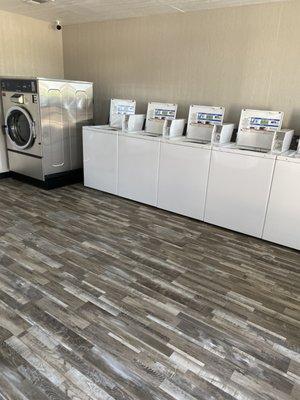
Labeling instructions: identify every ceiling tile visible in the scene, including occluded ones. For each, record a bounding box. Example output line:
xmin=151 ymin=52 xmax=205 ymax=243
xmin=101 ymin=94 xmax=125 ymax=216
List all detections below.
xmin=0 ymin=0 xmax=290 ymax=25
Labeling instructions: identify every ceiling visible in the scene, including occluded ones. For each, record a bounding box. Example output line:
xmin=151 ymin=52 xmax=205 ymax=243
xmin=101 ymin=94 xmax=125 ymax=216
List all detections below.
xmin=0 ymin=0 xmax=289 ymax=25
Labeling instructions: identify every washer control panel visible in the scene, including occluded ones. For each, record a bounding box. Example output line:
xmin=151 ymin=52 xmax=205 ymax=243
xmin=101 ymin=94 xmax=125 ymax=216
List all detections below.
xmin=0 ymin=79 xmax=37 ymax=94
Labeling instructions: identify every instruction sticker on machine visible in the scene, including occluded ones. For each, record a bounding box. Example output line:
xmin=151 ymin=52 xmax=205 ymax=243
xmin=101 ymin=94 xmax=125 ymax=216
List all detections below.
xmin=154 ymin=108 xmax=176 ymax=120
xmin=188 ymin=105 xmax=225 ymax=126
xmin=249 ymin=117 xmax=281 ymax=129
xmin=110 ymin=99 xmax=136 ymax=117
xmin=146 ymin=103 xmax=178 ymax=121
xmin=116 ymin=104 xmax=135 ymax=115
xmin=197 ymin=112 xmax=223 ymax=124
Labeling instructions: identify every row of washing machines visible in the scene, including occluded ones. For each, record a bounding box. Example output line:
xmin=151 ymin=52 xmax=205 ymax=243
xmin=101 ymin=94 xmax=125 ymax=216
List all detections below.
xmin=83 ymin=99 xmax=300 ymax=251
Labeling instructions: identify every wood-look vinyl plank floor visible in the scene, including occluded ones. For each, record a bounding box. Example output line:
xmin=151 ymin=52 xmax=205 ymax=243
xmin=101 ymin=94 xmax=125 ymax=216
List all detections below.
xmin=0 ymin=178 xmax=299 ymax=400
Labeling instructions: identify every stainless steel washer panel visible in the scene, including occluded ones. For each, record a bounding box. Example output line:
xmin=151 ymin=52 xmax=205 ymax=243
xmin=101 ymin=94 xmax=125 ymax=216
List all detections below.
xmin=38 ymin=79 xmax=93 ymax=176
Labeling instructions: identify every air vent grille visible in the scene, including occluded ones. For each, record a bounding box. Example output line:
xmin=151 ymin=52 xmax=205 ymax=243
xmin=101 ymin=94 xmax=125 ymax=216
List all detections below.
xmin=23 ymin=0 xmax=54 ymax=4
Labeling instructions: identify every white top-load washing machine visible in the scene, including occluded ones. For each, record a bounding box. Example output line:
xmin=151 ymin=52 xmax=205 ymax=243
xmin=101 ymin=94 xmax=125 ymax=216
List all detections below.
xmin=116 ymin=102 xmax=178 ymax=205
xmin=205 ymin=109 xmax=294 ymax=238
xmin=263 ymin=140 xmax=300 ymax=250
xmin=157 ymin=105 xmax=234 ymax=220
xmin=1 ymin=77 xmax=93 ymax=187
xmin=83 ymin=98 xmax=145 ymax=194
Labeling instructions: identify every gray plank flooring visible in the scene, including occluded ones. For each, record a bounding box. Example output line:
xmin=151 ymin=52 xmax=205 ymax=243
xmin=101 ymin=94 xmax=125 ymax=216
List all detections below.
xmin=0 ymin=178 xmax=299 ymax=400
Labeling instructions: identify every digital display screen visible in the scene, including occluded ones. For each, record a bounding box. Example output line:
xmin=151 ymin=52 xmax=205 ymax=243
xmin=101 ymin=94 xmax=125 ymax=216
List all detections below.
xmin=154 ymin=108 xmax=176 ymax=119
xmin=197 ymin=113 xmax=223 ymax=124
xmin=116 ymin=105 xmax=135 ymax=115
xmin=250 ymin=117 xmax=281 ymax=129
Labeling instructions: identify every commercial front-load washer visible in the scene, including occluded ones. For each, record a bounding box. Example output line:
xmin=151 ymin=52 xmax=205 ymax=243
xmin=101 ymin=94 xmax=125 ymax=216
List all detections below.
xmin=204 ymin=109 xmax=294 ymax=238
xmin=1 ymin=77 xmax=93 ymax=187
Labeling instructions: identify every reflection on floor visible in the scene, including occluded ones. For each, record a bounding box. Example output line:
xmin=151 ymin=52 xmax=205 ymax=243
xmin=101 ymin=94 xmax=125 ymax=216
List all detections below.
xmin=0 ymin=179 xmax=299 ymax=400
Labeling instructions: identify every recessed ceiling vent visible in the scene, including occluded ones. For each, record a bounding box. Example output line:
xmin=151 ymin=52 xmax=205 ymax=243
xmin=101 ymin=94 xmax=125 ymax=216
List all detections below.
xmin=23 ymin=0 xmax=55 ymax=4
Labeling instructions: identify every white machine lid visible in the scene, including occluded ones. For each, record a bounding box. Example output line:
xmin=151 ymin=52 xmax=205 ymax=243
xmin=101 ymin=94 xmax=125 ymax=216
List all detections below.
xmin=212 ymin=144 xmax=277 ymax=159
xmin=277 ymin=149 xmax=300 ymax=163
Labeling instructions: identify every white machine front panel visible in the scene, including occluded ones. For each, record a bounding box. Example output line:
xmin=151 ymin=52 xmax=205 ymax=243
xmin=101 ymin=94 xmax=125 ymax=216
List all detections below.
xmin=83 ymin=128 xmax=118 ymax=194
xmin=158 ymin=143 xmax=211 ymax=220
xmin=263 ymin=159 xmax=300 ymax=250
xmin=238 ymin=109 xmax=284 ymax=132
xmin=205 ymin=150 xmax=275 ymax=237
xmin=110 ymin=99 xmax=136 ymax=129
xmin=118 ymin=135 xmax=160 ymax=206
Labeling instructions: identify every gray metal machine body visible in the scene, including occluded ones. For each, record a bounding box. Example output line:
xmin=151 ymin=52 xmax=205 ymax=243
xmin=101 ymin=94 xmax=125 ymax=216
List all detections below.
xmin=0 ymin=77 xmax=93 ymax=181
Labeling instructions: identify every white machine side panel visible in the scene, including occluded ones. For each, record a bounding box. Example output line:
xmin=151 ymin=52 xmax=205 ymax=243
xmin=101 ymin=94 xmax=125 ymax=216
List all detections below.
xmin=158 ymin=143 xmax=211 ymax=220
xmin=205 ymin=150 xmax=275 ymax=238
xmin=83 ymin=129 xmax=118 ymax=195
xmin=263 ymin=160 xmax=300 ymax=250
xmin=118 ymin=136 xmax=160 ymax=206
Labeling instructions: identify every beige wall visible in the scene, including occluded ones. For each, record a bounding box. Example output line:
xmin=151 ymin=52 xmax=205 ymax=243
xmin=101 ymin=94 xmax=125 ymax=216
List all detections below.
xmin=63 ymin=0 xmax=300 ymax=136
xmin=0 ymin=10 xmax=64 ymax=172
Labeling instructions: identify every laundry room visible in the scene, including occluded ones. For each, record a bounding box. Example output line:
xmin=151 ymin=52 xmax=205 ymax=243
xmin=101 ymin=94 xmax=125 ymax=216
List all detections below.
xmin=0 ymin=1 xmax=299 ymax=400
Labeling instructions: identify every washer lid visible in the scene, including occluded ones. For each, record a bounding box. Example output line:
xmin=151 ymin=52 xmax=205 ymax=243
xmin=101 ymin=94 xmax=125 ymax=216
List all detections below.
xmin=5 ymin=106 xmax=35 ymax=150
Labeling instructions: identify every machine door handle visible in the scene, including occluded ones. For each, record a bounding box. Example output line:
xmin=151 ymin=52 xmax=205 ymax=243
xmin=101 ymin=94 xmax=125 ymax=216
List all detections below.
xmin=31 ymin=121 xmax=36 ymax=139
xmin=1 ymin=125 xmax=7 ymax=135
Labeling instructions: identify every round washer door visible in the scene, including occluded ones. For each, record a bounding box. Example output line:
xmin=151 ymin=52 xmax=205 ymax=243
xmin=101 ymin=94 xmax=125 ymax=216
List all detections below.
xmin=5 ymin=106 xmax=35 ymax=150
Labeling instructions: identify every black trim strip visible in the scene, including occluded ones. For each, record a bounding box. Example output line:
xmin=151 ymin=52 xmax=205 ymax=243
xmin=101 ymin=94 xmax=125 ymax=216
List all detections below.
xmin=0 ymin=171 xmax=11 ymax=179
xmin=8 ymin=149 xmax=42 ymax=159
xmin=10 ymin=169 xmax=83 ymax=190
